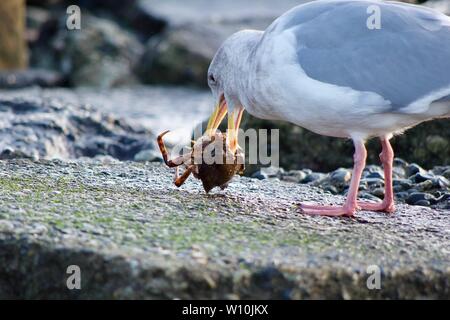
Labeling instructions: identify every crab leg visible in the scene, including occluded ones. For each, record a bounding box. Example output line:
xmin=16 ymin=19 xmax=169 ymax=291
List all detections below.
xmin=174 ymin=165 xmax=195 ymax=187
xmin=157 ymin=130 xmax=192 ymax=167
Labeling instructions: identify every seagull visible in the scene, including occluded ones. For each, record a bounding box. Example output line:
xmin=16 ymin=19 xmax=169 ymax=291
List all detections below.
xmin=204 ymin=0 xmax=450 ymax=216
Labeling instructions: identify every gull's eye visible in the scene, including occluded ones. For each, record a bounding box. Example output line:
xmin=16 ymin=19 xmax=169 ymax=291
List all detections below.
xmin=208 ymin=74 xmax=216 ymax=84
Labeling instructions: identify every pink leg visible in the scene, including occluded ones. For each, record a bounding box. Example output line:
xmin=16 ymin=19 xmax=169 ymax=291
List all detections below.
xmin=358 ymin=136 xmax=395 ymax=213
xmin=300 ymin=139 xmax=367 ymax=217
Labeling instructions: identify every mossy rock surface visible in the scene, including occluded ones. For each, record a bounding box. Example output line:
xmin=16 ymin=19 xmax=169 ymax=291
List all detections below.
xmin=0 ymin=159 xmax=449 ymax=299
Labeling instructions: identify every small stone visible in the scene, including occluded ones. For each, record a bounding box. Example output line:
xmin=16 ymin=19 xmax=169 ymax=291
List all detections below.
xmin=260 ymin=166 xmax=284 ymax=178
xmin=393 ymin=158 xmax=408 ymax=168
xmin=393 ymin=178 xmax=413 ymax=190
xmin=406 ymin=192 xmax=436 ymax=206
xmin=436 ymin=193 xmax=450 ymax=203
xmin=358 ymin=192 xmax=382 ymax=202
xmin=366 ymin=171 xmax=384 ymax=180
xmin=443 ymin=169 xmax=450 ymax=179
xmin=251 ymin=170 xmax=267 ymax=180
xmin=303 ymin=172 xmax=326 ymax=184
xmin=324 ymin=185 xmax=339 ymax=194
xmin=360 ymin=178 xmax=384 ymax=188
xmin=406 ymin=163 xmax=426 ymax=177
xmin=282 ymin=170 xmax=307 ymax=183
xmin=432 ymin=176 xmax=450 ymax=189
xmin=329 ymin=168 xmax=351 ymax=185
xmin=414 ymin=200 xmax=431 ymax=207
xmin=371 ymin=187 xmax=385 ymax=198
xmin=364 ymin=165 xmax=383 ymax=174
xmin=395 ymin=192 xmax=409 ymax=200
xmin=416 ymin=180 xmax=434 ymax=191
xmin=392 ymin=166 xmax=406 ymax=178
xmin=358 ymin=183 xmax=368 ymax=191
xmin=414 ymin=172 xmax=434 ymax=183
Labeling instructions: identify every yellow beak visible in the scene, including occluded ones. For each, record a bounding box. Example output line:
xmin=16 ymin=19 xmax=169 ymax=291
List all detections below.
xmin=205 ymin=96 xmax=244 ymax=154
xmin=205 ymin=95 xmax=227 ymax=136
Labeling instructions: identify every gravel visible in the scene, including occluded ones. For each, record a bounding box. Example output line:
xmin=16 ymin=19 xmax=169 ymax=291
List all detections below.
xmin=253 ymin=161 xmax=450 ymax=210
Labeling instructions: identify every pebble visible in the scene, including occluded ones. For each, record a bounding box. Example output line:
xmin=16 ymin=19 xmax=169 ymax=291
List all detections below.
xmin=406 ymin=163 xmax=426 ymax=177
xmin=251 ymin=166 xmax=285 ymax=180
xmin=303 ymin=172 xmax=326 ymax=183
xmin=372 ymin=187 xmax=385 ymax=198
xmin=366 ymin=171 xmax=384 ymax=180
xmin=251 ymin=171 xmax=268 ymax=180
xmin=432 ymin=176 xmax=450 ymax=189
xmin=393 ymin=158 xmax=408 ymax=168
xmin=392 ymin=166 xmax=406 ymax=178
xmin=324 ymin=185 xmax=339 ymax=194
xmin=260 ymin=166 xmax=285 ymax=178
xmin=416 ymin=180 xmax=434 ymax=191
xmin=414 ymin=200 xmax=431 ymax=207
xmin=329 ymin=168 xmax=351 ymax=184
xmin=358 ymin=192 xmax=382 ymax=202
xmin=361 ymin=178 xmax=384 ymax=187
xmin=443 ymin=169 xmax=450 ymax=179
xmin=257 ymin=158 xmax=448 ymax=208
xmin=436 ymin=193 xmax=450 ymax=203
xmin=393 ymin=178 xmax=413 ymax=188
xmin=414 ymin=172 xmax=434 ymax=183
xmin=406 ymin=193 xmax=436 ymax=206
xmin=283 ymin=170 xmax=307 ymax=183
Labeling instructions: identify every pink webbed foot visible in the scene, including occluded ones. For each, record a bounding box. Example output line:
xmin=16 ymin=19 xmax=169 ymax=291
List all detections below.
xmin=357 ymin=200 xmax=395 ymax=213
xmin=299 ymin=202 xmax=356 ymax=217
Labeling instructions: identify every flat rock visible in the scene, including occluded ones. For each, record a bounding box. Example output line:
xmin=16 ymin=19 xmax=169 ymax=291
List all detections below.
xmin=0 ymin=160 xmax=448 ymax=299
xmin=0 ymin=91 xmax=155 ymax=161
xmin=0 ymin=87 xmax=212 ymax=146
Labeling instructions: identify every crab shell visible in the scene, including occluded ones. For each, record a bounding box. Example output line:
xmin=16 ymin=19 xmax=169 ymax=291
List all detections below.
xmin=192 ymin=132 xmax=244 ymax=193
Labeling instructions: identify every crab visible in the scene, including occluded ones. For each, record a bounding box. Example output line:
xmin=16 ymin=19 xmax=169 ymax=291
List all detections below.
xmin=157 ymin=102 xmax=245 ymax=193
xmin=157 ymin=130 xmax=244 ymax=193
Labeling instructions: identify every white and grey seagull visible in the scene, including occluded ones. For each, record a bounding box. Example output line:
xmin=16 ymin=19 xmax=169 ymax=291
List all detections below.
xmin=204 ymin=0 xmax=450 ymax=216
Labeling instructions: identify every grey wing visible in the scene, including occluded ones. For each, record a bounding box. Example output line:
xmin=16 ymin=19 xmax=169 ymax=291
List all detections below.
xmin=278 ymin=0 xmax=450 ymax=111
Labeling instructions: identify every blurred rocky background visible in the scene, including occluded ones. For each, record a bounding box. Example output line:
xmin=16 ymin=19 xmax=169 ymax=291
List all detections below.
xmin=0 ymin=0 xmax=448 ymax=173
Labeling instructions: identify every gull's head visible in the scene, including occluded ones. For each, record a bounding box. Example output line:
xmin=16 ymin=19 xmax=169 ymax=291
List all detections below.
xmin=207 ymin=30 xmax=263 ymax=111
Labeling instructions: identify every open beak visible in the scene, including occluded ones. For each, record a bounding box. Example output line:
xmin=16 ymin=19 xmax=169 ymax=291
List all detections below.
xmin=205 ymin=94 xmax=244 ymax=154
xmin=227 ymin=107 xmax=244 ymax=154
xmin=205 ymin=94 xmax=227 ymax=136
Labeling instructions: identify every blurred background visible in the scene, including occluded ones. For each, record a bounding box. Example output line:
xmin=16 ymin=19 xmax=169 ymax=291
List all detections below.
xmin=0 ymin=0 xmax=448 ymax=172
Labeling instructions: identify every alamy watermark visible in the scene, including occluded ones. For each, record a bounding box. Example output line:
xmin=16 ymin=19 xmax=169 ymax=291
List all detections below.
xmin=367 ymin=5 xmax=382 ymax=30
xmin=169 ymin=127 xmax=280 ymax=167
xmin=366 ymin=265 xmax=381 ymax=290
xmin=66 ymin=265 xmax=81 ymax=290
xmin=66 ymin=5 xmax=81 ymax=30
